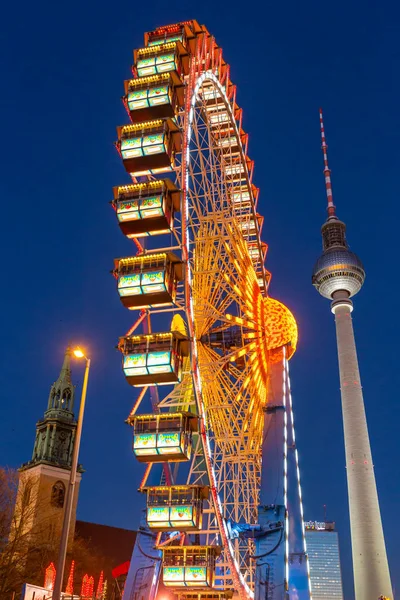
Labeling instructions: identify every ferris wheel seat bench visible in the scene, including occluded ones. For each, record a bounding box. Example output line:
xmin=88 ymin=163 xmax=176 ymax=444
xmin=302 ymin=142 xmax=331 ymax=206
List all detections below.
xmin=112 ymin=179 xmax=181 ymax=238
xmin=161 ymin=546 xmax=221 ymax=589
xmin=130 ymin=412 xmax=197 ymax=462
xmin=140 ymin=484 xmax=209 ymax=530
xmin=247 ymin=241 xmax=268 ymax=261
xmin=229 ymin=183 xmax=259 ymax=206
xmin=124 ymin=72 xmax=184 ymax=122
xmin=113 ymin=252 xmax=183 ymax=309
xmin=119 ymin=331 xmax=189 ymax=386
xmin=117 ymin=118 xmax=181 ymax=173
xmin=237 ymin=212 xmax=264 ymax=238
xmin=224 ymin=160 xmax=250 ymax=185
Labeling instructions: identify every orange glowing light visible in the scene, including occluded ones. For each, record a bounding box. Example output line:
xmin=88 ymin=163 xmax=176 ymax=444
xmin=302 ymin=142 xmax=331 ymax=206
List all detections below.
xmin=65 ymin=560 xmax=75 ymax=595
xmin=44 ymin=562 xmax=56 ymax=591
xmin=96 ymin=571 xmax=104 ymax=599
xmin=264 ymin=297 xmax=298 ymax=359
xmin=81 ymin=574 xmax=89 ymax=597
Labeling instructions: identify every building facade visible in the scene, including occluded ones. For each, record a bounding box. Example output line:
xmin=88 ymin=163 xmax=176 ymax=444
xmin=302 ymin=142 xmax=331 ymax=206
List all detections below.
xmin=305 ymin=521 xmax=343 ymax=599
xmin=13 ymin=347 xmax=82 ymax=553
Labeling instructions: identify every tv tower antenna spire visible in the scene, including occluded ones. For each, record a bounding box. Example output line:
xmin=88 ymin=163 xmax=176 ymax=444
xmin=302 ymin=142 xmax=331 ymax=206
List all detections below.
xmin=319 ymin=108 xmax=336 ymax=218
xmin=312 ymin=110 xmax=393 ymax=600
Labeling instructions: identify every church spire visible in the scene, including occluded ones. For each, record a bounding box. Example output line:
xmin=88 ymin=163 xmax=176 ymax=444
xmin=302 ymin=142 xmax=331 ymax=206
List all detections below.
xmin=21 ymin=347 xmax=78 ymax=471
xmin=46 ymin=347 xmax=75 ymax=415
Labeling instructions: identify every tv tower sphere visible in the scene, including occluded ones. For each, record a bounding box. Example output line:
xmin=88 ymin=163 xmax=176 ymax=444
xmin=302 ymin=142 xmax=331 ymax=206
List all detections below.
xmin=312 ymin=217 xmax=365 ymax=301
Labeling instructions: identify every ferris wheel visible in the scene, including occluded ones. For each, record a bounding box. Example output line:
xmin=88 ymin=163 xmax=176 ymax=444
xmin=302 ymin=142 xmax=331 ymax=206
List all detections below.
xmin=111 ymin=20 xmax=311 ymax=600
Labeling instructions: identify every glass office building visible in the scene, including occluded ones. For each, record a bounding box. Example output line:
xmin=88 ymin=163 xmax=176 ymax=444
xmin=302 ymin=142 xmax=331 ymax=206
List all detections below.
xmin=305 ymin=521 xmax=344 ymax=599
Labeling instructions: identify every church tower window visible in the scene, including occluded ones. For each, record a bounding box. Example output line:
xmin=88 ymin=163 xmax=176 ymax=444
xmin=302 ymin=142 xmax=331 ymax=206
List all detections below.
xmin=51 ymin=481 xmax=65 ymax=508
xmin=61 ymin=388 xmax=72 ymax=410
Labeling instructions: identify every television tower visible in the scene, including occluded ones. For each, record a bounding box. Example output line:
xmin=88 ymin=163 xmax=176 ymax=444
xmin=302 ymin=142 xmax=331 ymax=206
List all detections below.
xmin=312 ymin=109 xmax=393 ymax=600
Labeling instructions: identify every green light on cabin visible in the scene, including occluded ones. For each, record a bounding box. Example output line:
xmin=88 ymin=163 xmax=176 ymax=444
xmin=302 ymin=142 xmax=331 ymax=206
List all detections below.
xmin=163 ymin=566 xmax=184 ymax=585
xmin=185 ymin=566 xmax=207 ymax=585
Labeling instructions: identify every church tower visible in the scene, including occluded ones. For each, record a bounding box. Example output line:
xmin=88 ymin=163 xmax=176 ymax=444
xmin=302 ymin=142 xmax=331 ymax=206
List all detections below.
xmin=15 ymin=347 xmax=82 ymax=551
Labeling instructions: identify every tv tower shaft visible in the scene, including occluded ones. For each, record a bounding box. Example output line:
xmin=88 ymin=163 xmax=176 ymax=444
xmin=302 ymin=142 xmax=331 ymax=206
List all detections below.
xmin=333 ymin=296 xmax=393 ymax=599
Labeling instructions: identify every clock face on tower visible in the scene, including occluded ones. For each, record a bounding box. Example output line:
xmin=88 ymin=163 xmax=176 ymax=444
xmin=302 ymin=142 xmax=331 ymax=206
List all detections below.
xmin=54 ymin=430 xmax=71 ymax=462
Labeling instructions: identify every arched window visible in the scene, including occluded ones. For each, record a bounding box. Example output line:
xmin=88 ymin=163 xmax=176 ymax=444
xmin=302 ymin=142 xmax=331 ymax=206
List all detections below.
xmin=61 ymin=388 xmax=71 ymax=410
xmin=51 ymin=481 xmax=65 ymax=508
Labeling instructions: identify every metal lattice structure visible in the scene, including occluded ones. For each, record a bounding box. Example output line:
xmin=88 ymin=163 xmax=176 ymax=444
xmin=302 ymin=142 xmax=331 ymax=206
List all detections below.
xmin=111 ymin=21 xmax=311 ymax=600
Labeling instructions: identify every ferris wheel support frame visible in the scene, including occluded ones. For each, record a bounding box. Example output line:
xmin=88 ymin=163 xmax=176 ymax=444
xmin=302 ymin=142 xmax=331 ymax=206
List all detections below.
xmin=253 ymin=352 xmax=288 ymax=600
xmin=285 ymin=359 xmax=312 ymax=599
xmin=123 ymin=511 xmax=162 ymax=600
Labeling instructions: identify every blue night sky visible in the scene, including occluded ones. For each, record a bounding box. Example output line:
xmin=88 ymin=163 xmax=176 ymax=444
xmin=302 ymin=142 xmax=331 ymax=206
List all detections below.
xmin=1 ymin=1 xmax=399 ymax=598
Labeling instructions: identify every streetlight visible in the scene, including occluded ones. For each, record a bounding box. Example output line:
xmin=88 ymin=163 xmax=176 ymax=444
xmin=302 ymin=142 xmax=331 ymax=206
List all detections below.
xmin=52 ymin=347 xmax=91 ymax=600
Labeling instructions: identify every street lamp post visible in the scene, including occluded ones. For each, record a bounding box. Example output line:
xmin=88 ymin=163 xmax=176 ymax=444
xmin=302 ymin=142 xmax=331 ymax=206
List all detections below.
xmin=52 ymin=348 xmax=90 ymax=600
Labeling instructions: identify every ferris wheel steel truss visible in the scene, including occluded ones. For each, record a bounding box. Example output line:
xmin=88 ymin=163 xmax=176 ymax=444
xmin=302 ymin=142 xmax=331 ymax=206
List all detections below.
xmin=112 ymin=20 xmax=311 ymax=600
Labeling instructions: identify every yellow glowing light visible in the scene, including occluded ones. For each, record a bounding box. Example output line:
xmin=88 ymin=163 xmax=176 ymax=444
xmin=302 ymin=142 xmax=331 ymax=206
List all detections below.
xmin=233 ymin=284 xmax=243 ymax=297
xmin=137 ymin=42 xmax=177 ymax=55
xmin=226 ymin=314 xmax=244 ymax=325
xmin=118 ymin=252 xmax=167 ymax=266
xmin=117 ymin=180 xmax=164 ymax=195
xmin=130 ymin=170 xmax=151 ymax=176
xmin=121 ymin=119 xmax=164 ymax=134
xmin=229 ymin=347 xmax=247 ymax=362
xmin=171 ymin=313 xmax=187 ymax=336
xmin=73 ymin=349 xmax=85 ymax=358
xmin=127 ymin=73 xmax=170 ymax=87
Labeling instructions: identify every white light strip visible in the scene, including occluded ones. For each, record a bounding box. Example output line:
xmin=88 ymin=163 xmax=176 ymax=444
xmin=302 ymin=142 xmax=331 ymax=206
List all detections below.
xmin=282 ymin=346 xmax=289 ymax=589
xmin=184 ymin=69 xmax=253 ymax=600
xmin=285 ymin=357 xmax=313 ymax=599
